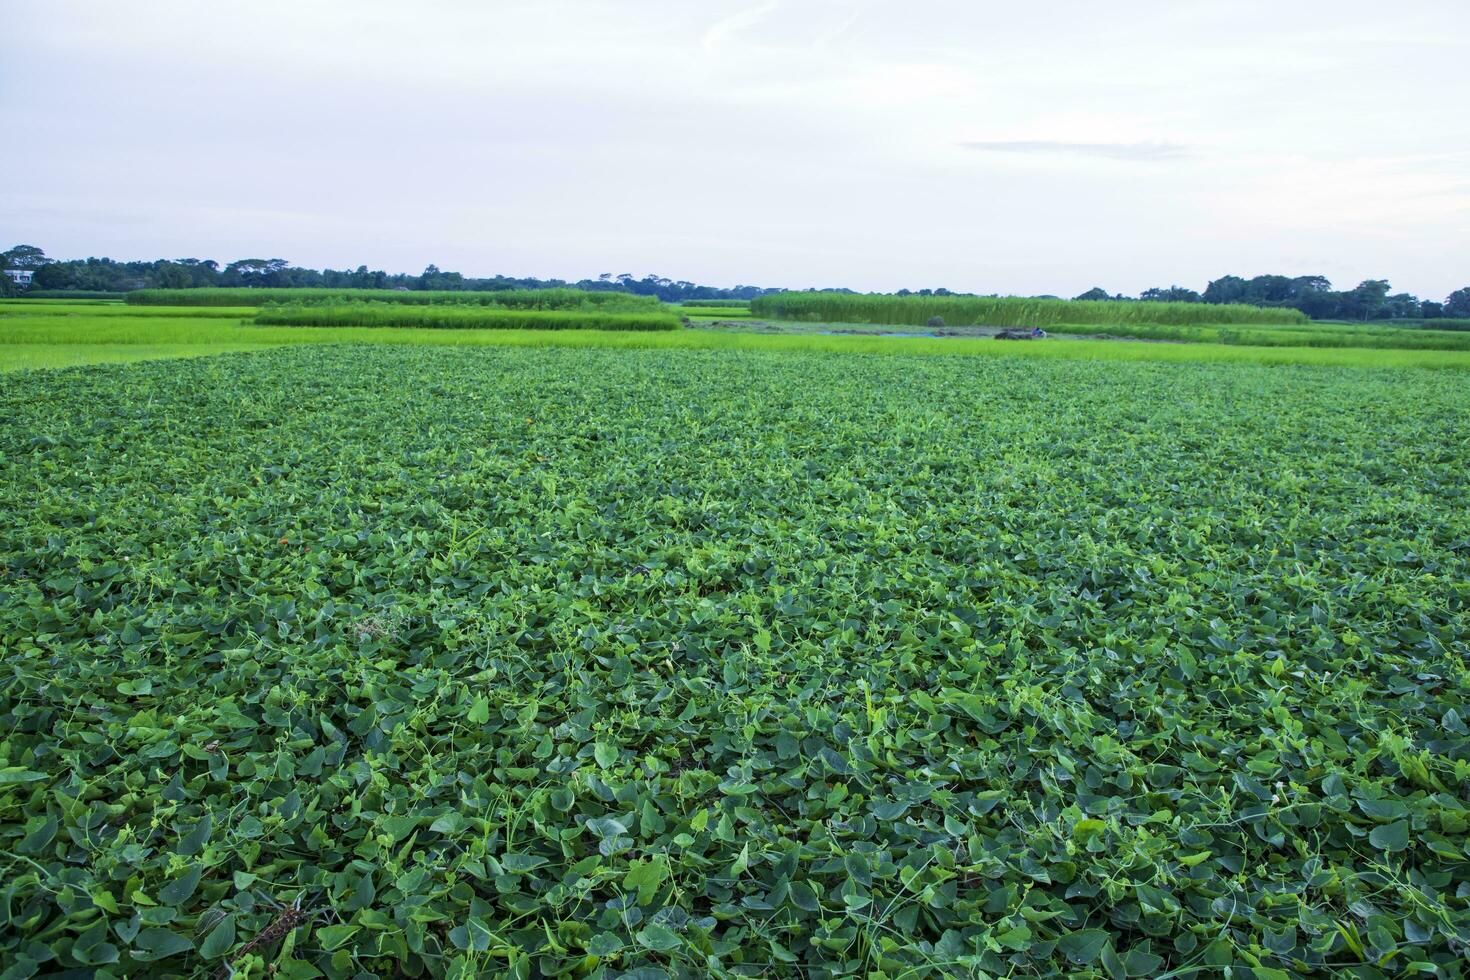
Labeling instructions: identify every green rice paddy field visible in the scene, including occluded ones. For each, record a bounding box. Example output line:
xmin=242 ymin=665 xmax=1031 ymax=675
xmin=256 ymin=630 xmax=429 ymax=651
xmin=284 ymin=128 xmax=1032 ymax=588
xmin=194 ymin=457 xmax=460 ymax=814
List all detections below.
xmin=1 ymin=298 xmax=1469 ymax=978
xmin=6 ymin=301 xmax=1470 ymax=371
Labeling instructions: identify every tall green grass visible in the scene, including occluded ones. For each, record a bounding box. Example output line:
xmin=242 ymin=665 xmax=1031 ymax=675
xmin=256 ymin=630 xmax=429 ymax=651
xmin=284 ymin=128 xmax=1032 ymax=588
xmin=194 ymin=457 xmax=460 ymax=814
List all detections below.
xmin=751 ymin=292 xmax=1308 ymax=327
xmin=254 ymin=304 xmax=680 ymax=331
xmin=126 ymin=287 xmax=662 ymax=310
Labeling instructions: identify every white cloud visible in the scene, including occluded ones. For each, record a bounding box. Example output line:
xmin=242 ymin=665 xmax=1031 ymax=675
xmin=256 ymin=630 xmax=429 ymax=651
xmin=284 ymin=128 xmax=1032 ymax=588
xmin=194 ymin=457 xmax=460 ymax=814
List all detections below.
xmin=1 ymin=0 xmax=1467 ymax=297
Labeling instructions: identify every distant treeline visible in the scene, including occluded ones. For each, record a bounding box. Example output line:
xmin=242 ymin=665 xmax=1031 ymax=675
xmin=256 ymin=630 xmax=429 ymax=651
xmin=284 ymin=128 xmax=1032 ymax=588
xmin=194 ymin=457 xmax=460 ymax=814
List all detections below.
xmin=1073 ymin=275 xmax=1468 ymax=321
xmin=1 ymin=246 xmax=772 ymax=303
xmin=4 ymin=244 xmax=1467 ymax=320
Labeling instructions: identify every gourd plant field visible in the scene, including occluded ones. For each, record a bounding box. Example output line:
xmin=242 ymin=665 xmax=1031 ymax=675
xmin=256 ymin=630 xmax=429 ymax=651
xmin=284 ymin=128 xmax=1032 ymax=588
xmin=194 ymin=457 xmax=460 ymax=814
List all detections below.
xmin=1 ymin=346 xmax=1468 ymax=978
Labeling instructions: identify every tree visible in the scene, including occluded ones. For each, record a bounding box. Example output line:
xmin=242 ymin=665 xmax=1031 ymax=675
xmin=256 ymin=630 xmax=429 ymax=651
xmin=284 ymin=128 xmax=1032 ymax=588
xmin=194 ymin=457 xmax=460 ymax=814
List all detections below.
xmin=1140 ymin=285 xmax=1201 ymax=303
xmin=1074 ymin=287 xmax=1111 ymax=301
xmin=1338 ymin=280 xmax=1391 ymax=321
xmin=153 ymin=263 xmax=195 ymax=288
xmin=1202 ymin=275 xmax=1248 ymax=304
xmin=1421 ymin=300 xmax=1443 ymax=319
xmin=1445 ymin=287 xmax=1470 ymax=318
xmin=1 ymin=244 xmax=50 ymax=269
xmin=1382 ymin=293 xmax=1421 ymax=319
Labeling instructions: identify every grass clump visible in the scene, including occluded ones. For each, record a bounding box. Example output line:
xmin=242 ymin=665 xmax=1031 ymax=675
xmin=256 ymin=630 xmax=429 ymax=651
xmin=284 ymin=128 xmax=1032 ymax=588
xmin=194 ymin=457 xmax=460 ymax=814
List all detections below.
xmin=253 ymin=304 xmax=681 ymax=331
xmin=752 ymin=291 xmax=1309 ymax=327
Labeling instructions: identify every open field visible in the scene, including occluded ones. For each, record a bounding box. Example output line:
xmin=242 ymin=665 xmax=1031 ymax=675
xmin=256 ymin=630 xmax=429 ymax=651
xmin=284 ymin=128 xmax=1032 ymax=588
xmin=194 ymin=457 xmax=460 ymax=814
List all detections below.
xmin=8 ymin=309 xmax=1470 ymax=372
xmin=2 ymin=345 xmax=1467 ymax=977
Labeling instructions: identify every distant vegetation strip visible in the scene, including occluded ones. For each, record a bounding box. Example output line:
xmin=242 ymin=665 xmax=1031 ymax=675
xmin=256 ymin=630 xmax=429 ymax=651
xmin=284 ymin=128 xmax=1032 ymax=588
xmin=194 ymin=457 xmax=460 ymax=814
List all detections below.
xmin=752 ymin=291 xmax=1310 ymax=327
xmin=126 ymin=287 xmax=663 ymax=310
xmin=676 ymin=298 xmax=750 ymax=308
xmin=253 ymin=304 xmax=682 ymax=331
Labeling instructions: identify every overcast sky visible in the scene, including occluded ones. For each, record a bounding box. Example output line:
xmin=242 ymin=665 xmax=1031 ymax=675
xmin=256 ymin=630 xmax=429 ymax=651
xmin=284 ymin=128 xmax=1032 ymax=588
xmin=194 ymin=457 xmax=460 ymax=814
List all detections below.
xmin=3 ymin=0 xmax=1467 ymax=297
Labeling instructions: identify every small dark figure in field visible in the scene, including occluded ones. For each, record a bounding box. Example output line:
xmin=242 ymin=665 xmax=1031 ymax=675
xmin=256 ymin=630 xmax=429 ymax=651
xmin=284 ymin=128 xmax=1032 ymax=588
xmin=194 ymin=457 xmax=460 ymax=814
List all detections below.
xmin=995 ymin=326 xmax=1047 ymax=340
xmin=927 ymin=316 xmax=945 ymax=328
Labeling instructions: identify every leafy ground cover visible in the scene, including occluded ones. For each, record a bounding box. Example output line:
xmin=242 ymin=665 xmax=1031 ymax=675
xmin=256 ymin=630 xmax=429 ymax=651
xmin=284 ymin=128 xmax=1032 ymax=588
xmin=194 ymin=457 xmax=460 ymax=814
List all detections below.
xmin=8 ymin=312 xmax=1470 ymax=372
xmin=1 ymin=346 xmax=1467 ymax=978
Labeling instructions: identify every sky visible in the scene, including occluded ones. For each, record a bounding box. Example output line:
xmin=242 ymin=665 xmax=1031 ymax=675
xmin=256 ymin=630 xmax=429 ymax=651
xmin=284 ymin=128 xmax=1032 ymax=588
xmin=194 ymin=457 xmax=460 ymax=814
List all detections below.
xmin=3 ymin=0 xmax=1468 ymax=298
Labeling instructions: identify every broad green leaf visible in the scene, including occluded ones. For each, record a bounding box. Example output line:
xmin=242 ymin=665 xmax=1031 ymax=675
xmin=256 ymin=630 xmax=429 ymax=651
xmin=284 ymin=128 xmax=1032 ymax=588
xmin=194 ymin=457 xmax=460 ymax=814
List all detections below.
xmin=1370 ymin=820 xmax=1409 ymax=853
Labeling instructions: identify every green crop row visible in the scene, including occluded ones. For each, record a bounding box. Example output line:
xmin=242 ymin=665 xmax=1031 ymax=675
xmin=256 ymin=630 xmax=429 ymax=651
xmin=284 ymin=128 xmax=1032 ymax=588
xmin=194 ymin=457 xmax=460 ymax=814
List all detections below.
xmin=253 ymin=304 xmax=681 ymax=331
xmin=1 ymin=301 xmax=253 ymax=319
xmin=1060 ymin=320 xmax=1470 ymax=350
xmin=16 ymin=290 xmax=128 ymax=300
xmin=125 ymin=287 xmax=662 ymax=310
xmin=2 ymin=346 xmax=1467 ymax=976
xmin=751 ymin=291 xmax=1309 ymax=327
xmin=677 ymin=307 xmax=754 ymax=318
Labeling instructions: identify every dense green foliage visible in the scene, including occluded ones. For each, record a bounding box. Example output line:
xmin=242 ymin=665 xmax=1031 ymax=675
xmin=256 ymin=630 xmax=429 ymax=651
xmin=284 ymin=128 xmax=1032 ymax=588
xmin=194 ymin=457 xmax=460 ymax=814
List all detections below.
xmin=126 ymin=288 xmax=663 ymax=311
xmin=676 ymin=300 xmax=751 ymax=309
xmin=253 ymin=305 xmax=681 ymax=332
xmin=2 ymin=347 xmax=1468 ymax=978
xmin=751 ymin=293 xmax=1308 ymax=328
xmin=1197 ymin=275 xmax=1461 ymax=322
